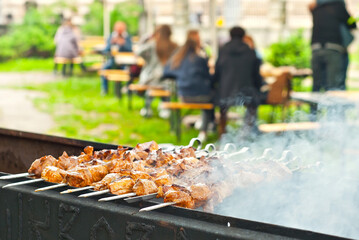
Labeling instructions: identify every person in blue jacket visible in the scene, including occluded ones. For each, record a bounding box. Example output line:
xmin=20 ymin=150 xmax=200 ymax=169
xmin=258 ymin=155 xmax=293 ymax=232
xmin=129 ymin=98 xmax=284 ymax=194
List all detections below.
xmin=164 ymin=30 xmax=214 ymax=141
xmin=100 ymin=21 xmax=132 ymax=95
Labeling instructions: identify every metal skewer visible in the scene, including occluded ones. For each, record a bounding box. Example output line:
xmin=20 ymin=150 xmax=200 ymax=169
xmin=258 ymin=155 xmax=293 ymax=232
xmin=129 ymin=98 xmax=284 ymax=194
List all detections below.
xmin=98 ymin=192 xmax=136 ymax=202
xmin=2 ymin=178 xmax=44 ymax=188
xmin=139 ymin=202 xmax=176 ymax=212
xmin=60 ymin=186 xmax=94 ymax=194
xmin=78 ymin=189 xmax=110 ymax=198
xmin=35 ymin=183 xmax=67 ymax=192
xmin=124 ymin=193 xmax=158 ymax=203
xmin=0 ymin=172 xmax=34 ymax=180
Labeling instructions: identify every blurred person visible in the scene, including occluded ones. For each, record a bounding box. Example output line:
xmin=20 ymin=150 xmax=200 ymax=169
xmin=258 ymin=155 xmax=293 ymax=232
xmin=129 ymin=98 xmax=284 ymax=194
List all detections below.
xmin=309 ymin=0 xmax=356 ymax=91
xmin=136 ymin=25 xmax=178 ymax=117
xmin=164 ymin=30 xmax=215 ymax=141
xmin=214 ymin=27 xmax=264 ymax=136
xmin=100 ymin=21 xmax=132 ymax=95
xmin=54 ymin=19 xmax=79 ymax=76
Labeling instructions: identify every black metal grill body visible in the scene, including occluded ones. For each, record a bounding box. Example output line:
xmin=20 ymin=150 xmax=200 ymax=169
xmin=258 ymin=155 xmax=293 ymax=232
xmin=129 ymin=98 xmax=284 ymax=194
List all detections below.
xmin=0 ymin=128 xmax=352 ymax=240
xmin=0 ymin=128 xmax=118 ymax=173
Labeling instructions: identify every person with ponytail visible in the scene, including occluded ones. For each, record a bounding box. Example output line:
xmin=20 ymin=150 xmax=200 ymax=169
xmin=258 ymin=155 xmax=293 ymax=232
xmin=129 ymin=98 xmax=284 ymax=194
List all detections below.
xmin=164 ymin=30 xmax=215 ymax=141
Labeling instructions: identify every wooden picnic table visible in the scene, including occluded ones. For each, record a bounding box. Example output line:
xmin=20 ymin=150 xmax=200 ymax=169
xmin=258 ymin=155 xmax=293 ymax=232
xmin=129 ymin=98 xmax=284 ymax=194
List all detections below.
xmin=290 ymin=91 xmax=359 ymax=121
xmin=290 ymin=91 xmax=358 ymax=108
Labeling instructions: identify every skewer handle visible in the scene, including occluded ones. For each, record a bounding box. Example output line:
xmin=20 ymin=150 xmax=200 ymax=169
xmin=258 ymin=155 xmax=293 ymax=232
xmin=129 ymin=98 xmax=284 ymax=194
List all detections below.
xmin=98 ymin=193 xmax=136 ymax=202
xmin=139 ymin=202 xmax=176 ymax=212
xmin=60 ymin=186 xmax=94 ymax=194
xmin=0 ymin=173 xmax=33 ymax=180
xmin=35 ymin=183 xmax=67 ymax=192
xmin=78 ymin=189 xmax=110 ymax=198
xmin=2 ymin=178 xmax=44 ymax=188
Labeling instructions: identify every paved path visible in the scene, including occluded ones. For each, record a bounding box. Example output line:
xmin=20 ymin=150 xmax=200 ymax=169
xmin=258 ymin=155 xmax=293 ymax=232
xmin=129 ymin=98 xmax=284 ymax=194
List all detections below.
xmin=0 ymin=72 xmax=57 ymax=134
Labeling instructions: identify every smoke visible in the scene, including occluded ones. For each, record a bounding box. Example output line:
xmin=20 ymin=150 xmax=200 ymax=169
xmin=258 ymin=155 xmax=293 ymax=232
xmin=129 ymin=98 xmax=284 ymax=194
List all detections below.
xmin=214 ymin=104 xmax=359 ymax=239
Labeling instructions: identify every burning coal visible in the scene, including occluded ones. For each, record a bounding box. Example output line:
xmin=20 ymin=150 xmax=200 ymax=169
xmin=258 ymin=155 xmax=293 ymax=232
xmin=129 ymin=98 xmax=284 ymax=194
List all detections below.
xmin=215 ymin=104 xmax=359 ymax=239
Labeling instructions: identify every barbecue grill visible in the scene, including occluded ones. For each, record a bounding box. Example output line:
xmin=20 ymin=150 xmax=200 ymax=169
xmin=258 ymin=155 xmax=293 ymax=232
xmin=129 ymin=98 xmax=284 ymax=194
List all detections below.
xmin=0 ymin=128 xmax=350 ymax=240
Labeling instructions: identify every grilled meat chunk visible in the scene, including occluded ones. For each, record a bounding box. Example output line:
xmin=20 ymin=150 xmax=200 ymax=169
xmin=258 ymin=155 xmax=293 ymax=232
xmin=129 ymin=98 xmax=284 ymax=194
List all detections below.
xmin=41 ymin=166 xmax=67 ymax=183
xmin=66 ymin=165 xmax=108 ymax=188
xmin=130 ymin=171 xmax=151 ymax=181
xmin=164 ymin=189 xmax=195 ymax=209
xmin=28 ymin=155 xmax=58 ymax=178
xmin=133 ymin=179 xmax=158 ymax=196
xmin=135 ymin=141 xmax=159 ymax=152
xmin=57 ymin=152 xmax=80 ymax=170
xmin=93 ymin=173 xmax=123 ymax=191
xmin=154 ymin=174 xmax=172 ymax=187
xmin=108 ymin=177 xmax=135 ymax=195
xmin=189 ymin=183 xmax=212 ymax=207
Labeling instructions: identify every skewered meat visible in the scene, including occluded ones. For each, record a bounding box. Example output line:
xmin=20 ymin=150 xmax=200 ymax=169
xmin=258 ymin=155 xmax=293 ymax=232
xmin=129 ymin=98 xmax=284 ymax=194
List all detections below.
xmin=92 ymin=173 xmax=122 ymax=191
xmin=57 ymin=152 xmax=80 ymax=170
xmin=154 ymin=174 xmax=172 ymax=187
xmin=189 ymin=183 xmax=211 ymax=204
xmin=164 ymin=189 xmax=195 ymax=209
xmin=135 ymin=141 xmax=159 ymax=152
xmin=28 ymin=155 xmax=58 ymax=177
xmin=41 ymin=166 xmax=67 ymax=183
xmin=83 ymin=146 xmax=94 ymax=155
xmin=108 ymin=177 xmax=135 ymax=195
xmin=66 ymin=165 xmax=108 ymax=188
xmin=133 ymin=179 xmax=158 ymax=196
xmin=130 ymin=171 xmax=151 ymax=181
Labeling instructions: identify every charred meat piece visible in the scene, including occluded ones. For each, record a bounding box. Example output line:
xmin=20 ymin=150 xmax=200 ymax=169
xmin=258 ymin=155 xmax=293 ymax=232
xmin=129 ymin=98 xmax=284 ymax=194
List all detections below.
xmin=28 ymin=155 xmax=58 ymax=178
xmin=164 ymin=189 xmax=195 ymax=209
xmin=178 ymin=147 xmax=196 ymax=158
xmin=133 ymin=179 xmax=158 ymax=196
xmin=189 ymin=183 xmax=212 ymax=207
xmin=66 ymin=168 xmax=93 ymax=188
xmin=130 ymin=171 xmax=152 ymax=182
xmin=154 ymin=174 xmax=172 ymax=187
xmin=65 ymin=165 xmax=108 ymax=188
xmin=92 ymin=173 xmax=123 ymax=191
xmin=41 ymin=166 xmax=67 ymax=183
xmin=155 ymin=149 xmax=175 ymax=167
xmin=57 ymin=152 xmax=79 ymax=170
xmin=135 ymin=141 xmax=159 ymax=152
xmin=108 ymin=177 xmax=135 ymax=195
xmin=110 ymin=159 xmax=133 ymax=173
xmin=87 ymin=164 xmax=109 ymax=182
xmin=84 ymin=146 xmax=94 ymax=156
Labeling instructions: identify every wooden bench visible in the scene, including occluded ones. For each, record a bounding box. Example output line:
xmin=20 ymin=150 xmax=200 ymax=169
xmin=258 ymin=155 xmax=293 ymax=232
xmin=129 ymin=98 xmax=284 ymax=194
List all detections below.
xmin=160 ymin=102 xmax=214 ymax=142
xmin=98 ymin=69 xmax=131 ymax=98
xmin=127 ymin=85 xmax=167 ymax=110
xmin=54 ymin=57 xmax=84 ymax=76
xmin=258 ymin=122 xmax=320 ymax=134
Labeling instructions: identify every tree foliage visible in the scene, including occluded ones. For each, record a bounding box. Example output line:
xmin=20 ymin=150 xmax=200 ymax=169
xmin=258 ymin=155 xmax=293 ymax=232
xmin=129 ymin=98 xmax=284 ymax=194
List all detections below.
xmin=0 ymin=6 xmax=59 ymax=61
xmin=265 ymin=30 xmax=311 ymax=69
xmin=82 ymin=0 xmax=143 ymax=36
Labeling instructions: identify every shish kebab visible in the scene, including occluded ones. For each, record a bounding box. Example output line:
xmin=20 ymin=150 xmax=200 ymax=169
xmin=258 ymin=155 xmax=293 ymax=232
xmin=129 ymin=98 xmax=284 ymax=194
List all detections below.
xmin=1 ymin=139 xmax=302 ymax=211
xmin=2 ymin=140 xmax=216 ymax=209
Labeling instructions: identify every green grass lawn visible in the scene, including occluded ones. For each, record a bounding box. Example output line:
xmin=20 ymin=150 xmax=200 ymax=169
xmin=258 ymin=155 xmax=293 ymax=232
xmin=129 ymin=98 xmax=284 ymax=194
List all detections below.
xmin=0 ymin=58 xmax=54 ymax=72
xmin=23 ymin=75 xmax=209 ymax=146
xmin=0 ymin=58 xmax=312 ymax=147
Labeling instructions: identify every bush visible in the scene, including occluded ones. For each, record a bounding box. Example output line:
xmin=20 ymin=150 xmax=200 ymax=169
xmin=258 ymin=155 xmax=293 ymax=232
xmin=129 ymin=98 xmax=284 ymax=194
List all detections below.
xmin=0 ymin=6 xmax=59 ymax=61
xmin=82 ymin=0 xmax=142 ymax=36
xmin=265 ymin=30 xmax=311 ymax=69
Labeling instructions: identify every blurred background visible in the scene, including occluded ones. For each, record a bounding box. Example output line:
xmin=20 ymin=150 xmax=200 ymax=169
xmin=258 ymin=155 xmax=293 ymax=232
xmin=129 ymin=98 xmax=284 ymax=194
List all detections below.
xmin=0 ymin=0 xmax=358 ymax=146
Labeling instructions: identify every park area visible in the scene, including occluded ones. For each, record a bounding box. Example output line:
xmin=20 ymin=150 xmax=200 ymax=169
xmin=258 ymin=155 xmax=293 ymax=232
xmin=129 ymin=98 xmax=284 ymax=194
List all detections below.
xmin=2 ymin=0 xmax=359 ymax=239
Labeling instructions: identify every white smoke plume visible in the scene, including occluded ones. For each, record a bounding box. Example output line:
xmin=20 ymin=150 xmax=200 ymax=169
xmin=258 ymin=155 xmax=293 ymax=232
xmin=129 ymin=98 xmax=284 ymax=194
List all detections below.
xmin=215 ymin=105 xmax=359 ymax=239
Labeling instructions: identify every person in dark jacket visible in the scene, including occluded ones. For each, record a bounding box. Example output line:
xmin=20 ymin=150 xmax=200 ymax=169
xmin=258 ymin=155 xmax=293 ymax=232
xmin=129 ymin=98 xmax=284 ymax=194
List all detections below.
xmin=100 ymin=21 xmax=132 ymax=95
xmin=164 ymin=30 xmax=214 ymax=141
xmin=310 ymin=0 xmax=356 ymax=91
xmin=214 ymin=26 xmax=264 ymax=136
